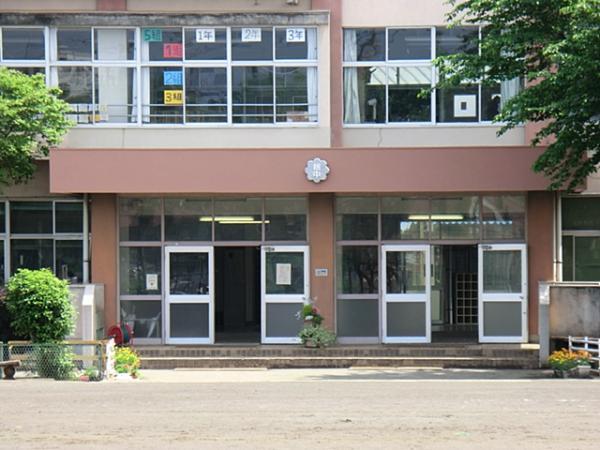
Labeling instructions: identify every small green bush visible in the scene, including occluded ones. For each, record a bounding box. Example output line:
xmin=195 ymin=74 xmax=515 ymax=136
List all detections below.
xmin=5 ymin=269 xmax=74 ymax=343
xmin=35 ymin=345 xmax=76 ymax=380
xmin=115 ymin=347 xmax=140 ymax=377
xmin=298 ymin=325 xmax=336 ymax=348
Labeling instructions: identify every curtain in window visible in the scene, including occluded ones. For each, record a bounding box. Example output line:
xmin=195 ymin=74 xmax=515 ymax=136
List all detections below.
xmin=500 ymin=78 xmax=520 ymax=109
xmin=343 ymin=30 xmax=360 ymax=123
xmin=307 ymin=29 xmax=318 ymax=121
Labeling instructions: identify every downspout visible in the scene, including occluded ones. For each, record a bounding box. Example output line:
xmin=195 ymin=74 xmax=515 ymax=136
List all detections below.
xmin=83 ymin=193 xmax=90 ymax=283
xmin=554 ymin=192 xmax=562 ymax=282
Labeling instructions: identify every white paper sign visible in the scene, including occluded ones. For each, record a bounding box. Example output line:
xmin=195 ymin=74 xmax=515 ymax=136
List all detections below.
xmin=453 ymin=94 xmax=477 ymax=118
xmin=242 ymin=28 xmax=262 ymax=42
xmin=196 ymin=28 xmax=216 ymax=43
xmin=146 ymin=274 xmax=158 ymax=290
xmin=286 ymin=28 xmax=306 ymax=43
xmin=276 ymin=263 xmax=292 ymax=285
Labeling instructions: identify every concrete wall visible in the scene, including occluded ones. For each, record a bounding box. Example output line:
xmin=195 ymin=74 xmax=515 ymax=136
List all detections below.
xmin=128 ymin=0 xmax=312 ymax=12
xmin=549 ymin=285 xmax=600 ymax=337
xmin=342 ymin=0 xmax=450 ymax=27
xmin=0 ymin=161 xmax=75 ymax=199
xmin=0 ymin=0 xmax=96 ymax=11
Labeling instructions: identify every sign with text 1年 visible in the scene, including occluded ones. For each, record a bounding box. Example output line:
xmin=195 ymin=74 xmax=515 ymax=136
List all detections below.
xmin=164 ymin=90 xmax=183 ymax=105
xmin=241 ymin=28 xmax=262 ymax=42
xmin=163 ymin=71 xmax=183 ymax=86
xmin=286 ymin=28 xmax=306 ymax=43
xmin=196 ymin=28 xmax=216 ymax=43
xmin=163 ymin=43 xmax=183 ymax=59
xmin=143 ymin=28 xmax=162 ymax=42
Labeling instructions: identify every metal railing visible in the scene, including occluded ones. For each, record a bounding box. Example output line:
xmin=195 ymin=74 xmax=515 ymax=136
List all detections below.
xmin=568 ymin=336 xmax=600 ymax=374
xmin=0 ymin=340 xmax=106 ymax=380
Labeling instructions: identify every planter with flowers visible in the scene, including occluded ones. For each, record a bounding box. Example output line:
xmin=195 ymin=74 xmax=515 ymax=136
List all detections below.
xmin=297 ymin=302 xmax=336 ymax=348
xmin=548 ymin=348 xmax=591 ymax=378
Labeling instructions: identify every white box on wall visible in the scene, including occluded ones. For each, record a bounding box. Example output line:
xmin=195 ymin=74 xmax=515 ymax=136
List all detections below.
xmin=453 ymin=94 xmax=477 ymax=118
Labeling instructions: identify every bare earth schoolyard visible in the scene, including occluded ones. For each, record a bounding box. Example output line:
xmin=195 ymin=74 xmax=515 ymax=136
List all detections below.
xmin=1 ymin=368 xmax=599 ymax=449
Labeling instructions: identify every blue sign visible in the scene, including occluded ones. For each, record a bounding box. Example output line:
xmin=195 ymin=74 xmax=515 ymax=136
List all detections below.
xmin=163 ymin=71 xmax=183 ymax=86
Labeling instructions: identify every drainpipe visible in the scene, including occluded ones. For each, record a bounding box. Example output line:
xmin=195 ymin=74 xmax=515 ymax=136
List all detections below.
xmin=83 ymin=193 xmax=90 ymax=284
xmin=554 ymin=192 xmax=562 ymax=282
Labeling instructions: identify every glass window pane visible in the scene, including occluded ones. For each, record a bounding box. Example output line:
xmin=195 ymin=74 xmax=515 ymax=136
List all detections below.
xmin=481 ymin=83 xmax=501 ymax=121
xmin=343 ymin=29 xmax=385 ymax=62
xmin=95 ymin=67 xmax=136 ymax=123
xmin=10 ymin=202 xmax=52 ymax=234
xmin=483 ymin=250 xmax=522 ymax=293
xmin=7 ymin=67 xmax=45 ymax=77
xmin=574 ymin=237 xmax=600 ymax=281
xmin=388 ymin=28 xmax=431 ymax=60
xmin=94 ymin=28 xmax=135 ymax=60
xmin=386 ymin=251 xmax=426 ymax=294
xmin=276 ymin=67 xmax=317 ymax=123
xmin=562 ymin=236 xmax=574 ymax=282
xmin=381 ymin=197 xmax=429 ymax=240
xmin=143 ymin=67 xmax=183 ymax=124
xmin=57 ymin=28 xmax=92 ymax=61
xmin=169 ymin=252 xmax=209 ymax=295
xmin=562 ymin=197 xmax=600 ymax=230
xmin=431 ymin=196 xmax=480 ymax=240
xmin=232 ymin=27 xmax=273 ymax=61
xmin=119 ymin=198 xmax=161 ymax=242
xmin=388 ymin=66 xmax=431 ymax=122
xmin=337 ymin=246 xmax=378 ymax=294
xmin=214 ymin=198 xmax=262 ymax=241
xmin=275 ymin=28 xmax=317 ymax=60
xmin=165 ymin=198 xmax=212 ymax=241
xmin=143 ymin=28 xmax=182 ymax=62
xmin=11 ymin=239 xmax=53 ymax=274
xmin=2 ymin=28 xmax=45 ymax=60
xmin=436 ymin=27 xmax=478 ymax=56
xmin=121 ymin=300 xmax=161 ymax=338
xmin=56 ymin=240 xmax=83 ymax=283
xmin=232 ymin=66 xmax=273 ymax=123
xmin=265 ymin=252 xmax=304 ymax=295
xmin=265 ymin=197 xmax=307 ymax=241
xmin=0 ymin=202 xmax=5 ymax=234
xmin=184 ymin=28 xmax=226 ymax=60
xmin=436 ymin=85 xmax=479 ymax=123
xmin=55 ymin=202 xmax=83 ymax=233
xmin=185 ymin=68 xmax=227 ymax=123
xmin=119 ymin=247 xmax=161 ymax=295
xmin=0 ymin=241 xmax=4 ymax=285
xmin=482 ymin=195 xmax=526 ymax=240
xmin=57 ymin=66 xmax=94 ymax=124
xmin=336 ymin=197 xmax=378 ymax=241
xmin=343 ymin=66 xmax=386 ymax=124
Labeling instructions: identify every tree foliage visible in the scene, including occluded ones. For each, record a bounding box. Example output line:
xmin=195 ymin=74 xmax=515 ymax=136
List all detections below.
xmin=436 ymin=0 xmax=600 ymax=190
xmin=0 ymin=67 xmax=72 ymax=188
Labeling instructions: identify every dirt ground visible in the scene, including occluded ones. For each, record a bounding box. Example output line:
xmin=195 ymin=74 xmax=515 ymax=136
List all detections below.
xmin=1 ymin=368 xmax=599 ymax=449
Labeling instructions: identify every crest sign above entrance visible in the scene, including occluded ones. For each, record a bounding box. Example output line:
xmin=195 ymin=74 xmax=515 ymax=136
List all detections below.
xmin=305 ymin=157 xmax=330 ymax=184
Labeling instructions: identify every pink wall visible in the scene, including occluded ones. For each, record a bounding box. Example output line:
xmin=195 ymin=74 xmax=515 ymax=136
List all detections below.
xmin=96 ymin=0 xmax=126 ymax=10
xmin=50 ymin=146 xmax=549 ymax=194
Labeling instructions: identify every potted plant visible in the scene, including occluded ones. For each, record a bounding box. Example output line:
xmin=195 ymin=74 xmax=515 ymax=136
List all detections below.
xmin=548 ymin=348 xmax=591 ymax=378
xmin=299 ymin=303 xmax=323 ymax=327
xmin=299 ymin=325 xmax=336 ymax=348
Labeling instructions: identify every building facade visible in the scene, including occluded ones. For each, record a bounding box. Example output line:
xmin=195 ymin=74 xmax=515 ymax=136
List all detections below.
xmin=1 ymin=0 xmax=572 ymax=347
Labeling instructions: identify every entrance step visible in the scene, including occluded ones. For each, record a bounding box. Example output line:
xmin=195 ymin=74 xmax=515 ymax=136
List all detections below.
xmin=137 ymin=344 xmax=539 ymax=370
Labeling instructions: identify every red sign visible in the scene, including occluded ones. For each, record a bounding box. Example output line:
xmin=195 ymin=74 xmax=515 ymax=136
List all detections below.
xmin=163 ymin=43 xmax=182 ymax=59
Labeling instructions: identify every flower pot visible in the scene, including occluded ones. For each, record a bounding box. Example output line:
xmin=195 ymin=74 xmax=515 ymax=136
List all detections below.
xmin=304 ymin=339 xmax=318 ymax=348
xmin=79 ymin=375 xmax=90 ymax=382
xmin=553 ymin=369 xmax=569 ymax=378
xmin=576 ymin=365 xmax=591 ymax=378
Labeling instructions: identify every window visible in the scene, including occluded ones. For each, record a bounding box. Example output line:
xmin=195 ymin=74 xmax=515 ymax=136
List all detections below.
xmin=336 ymin=197 xmax=378 ymax=241
xmin=562 ymin=197 xmax=600 ymax=281
xmin=265 ymin=197 xmax=307 ymax=241
xmin=343 ymin=27 xmax=520 ymax=125
xmin=1 ymin=28 xmax=45 ymax=60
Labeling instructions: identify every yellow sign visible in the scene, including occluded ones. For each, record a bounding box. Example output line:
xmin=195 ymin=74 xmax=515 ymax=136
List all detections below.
xmin=164 ymin=90 xmax=183 ymax=105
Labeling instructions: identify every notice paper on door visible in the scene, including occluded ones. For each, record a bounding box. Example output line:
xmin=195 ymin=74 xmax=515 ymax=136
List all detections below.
xmin=276 ymin=263 xmax=292 ymax=285
xmin=146 ymin=274 xmax=158 ymax=291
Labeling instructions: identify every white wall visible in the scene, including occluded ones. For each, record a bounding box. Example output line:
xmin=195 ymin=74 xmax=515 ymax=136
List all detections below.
xmin=342 ymin=0 xmax=451 ymax=27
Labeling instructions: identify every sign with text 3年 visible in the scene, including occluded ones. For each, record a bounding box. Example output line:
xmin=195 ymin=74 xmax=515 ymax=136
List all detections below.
xmin=163 ymin=71 xmax=183 ymax=86
xmin=196 ymin=28 xmax=216 ymax=43
xmin=143 ymin=28 xmax=162 ymax=42
xmin=241 ymin=28 xmax=262 ymax=42
xmin=286 ymin=28 xmax=306 ymax=43
xmin=164 ymin=90 xmax=183 ymax=105
xmin=163 ymin=43 xmax=182 ymax=59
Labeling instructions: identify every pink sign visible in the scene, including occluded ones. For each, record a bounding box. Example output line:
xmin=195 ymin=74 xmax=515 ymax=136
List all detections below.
xmin=163 ymin=43 xmax=182 ymax=59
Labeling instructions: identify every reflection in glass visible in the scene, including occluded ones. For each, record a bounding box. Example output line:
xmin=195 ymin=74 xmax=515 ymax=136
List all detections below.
xmin=11 ymin=239 xmax=53 ymax=274
xmin=386 ymin=251 xmax=426 ymax=294
xmin=165 ymin=198 xmax=212 ymax=241
xmin=343 ymin=29 xmax=385 ymax=62
xmin=55 ymin=240 xmax=83 ymax=283
xmin=483 ymin=250 xmax=521 ymax=293
xmin=10 ymin=202 xmax=53 ymax=234
xmin=265 ymin=197 xmax=307 ymax=241
xmin=119 ymin=247 xmax=161 ymax=295
xmin=388 ymin=28 xmax=431 ymax=60
xmin=184 ymin=28 xmax=226 ymax=60
xmin=388 ymin=66 xmax=431 ymax=122
xmin=214 ymin=198 xmax=262 ymax=241
xmin=343 ymin=66 xmax=386 ymax=123
xmin=169 ymin=252 xmax=209 ymax=295
xmin=121 ymin=300 xmax=161 ymax=338
xmin=0 ymin=242 xmax=4 ymax=285
xmin=265 ymin=252 xmax=304 ymax=295
xmin=482 ymin=195 xmax=525 ymax=240
xmin=562 ymin=236 xmax=574 ymax=282
xmin=232 ymin=66 xmax=274 ymax=123
xmin=275 ymin=28 xmax=317 ymax=60
xmin=381 ymin=197 xmax=429 ymax=240
xmin=2 ymin=28 xmax=45 ymax=60
xmin=562 ymin=197 xmax=600 ymax=230
xmin=232 ymin=27 xmax=273 ymax=61
xmin=185 ymin=68 xmax=227 ymax=123
xmin=431 ymin=196 xmax=480 ymax=239
xmin=55 ymin=202 xmax=83 ymax=233
xmin=144 ymin=28 xmax=182 ymax=62
xmin=144 ymin=67 xmax=183 ymax=124
xmin=95 ymin=67 xmax=136 ymax=123
xmin=119 ymin=198 xmax=161 ymax=241
xmin=574 ymin=237 xmax=600 ymax=281
xmin=337 ymin=246 xmax=378 ymax=294
xmin=336 ymin=197 xmax=378 ymax=241
xmin=436 ymin=27 xmax=478 ymax=56
xmin=94 ymin=28 xmax=135 ymax=60
xmin=57 ymin=28 xmax=92 ymax=61
xmin=276 ymin=67 xmax=317 ymax=123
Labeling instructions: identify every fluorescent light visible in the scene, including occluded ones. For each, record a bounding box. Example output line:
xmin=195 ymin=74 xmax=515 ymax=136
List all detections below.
xmin=199 ymin=216 xmax=256 ymax=222
xmin=408 ymin=214 xmax=465 ymax=221
xmin=219 ymin=220 xmax=270 ymax=225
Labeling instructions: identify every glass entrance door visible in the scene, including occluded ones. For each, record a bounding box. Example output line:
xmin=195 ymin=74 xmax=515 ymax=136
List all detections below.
xmin=261 ymin=245 xmax=309 ymax=344
xmin=165 ymin=246 xmax=214 ymax=344
xmin=382 ymin=245 xmax=431 ymax=343
xmin=478 ymin=244 xmax=527 ymax=343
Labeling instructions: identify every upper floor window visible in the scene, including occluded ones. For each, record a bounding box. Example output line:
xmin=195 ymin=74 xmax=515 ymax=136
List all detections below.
xmin=0 ymin=26 xmax=318 ymax=126
xmin=343 ymin=27 xmax=520 ymax=125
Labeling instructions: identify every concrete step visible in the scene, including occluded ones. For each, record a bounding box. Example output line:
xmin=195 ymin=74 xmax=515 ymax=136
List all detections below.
xmin=140 ymin=356 xmax=539 ymax=370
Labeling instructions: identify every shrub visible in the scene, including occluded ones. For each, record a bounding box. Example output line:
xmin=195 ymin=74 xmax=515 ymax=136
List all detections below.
xmin=548 ymin=348 xmax=591 ymax=371
xmin=4 ymin=269 xmax=74 ymax=343
xmin=115 ymin=347 xmax=140 ymax=377
xmin=298 ymin=325 xmax=336 ymax=348
xmin=35 ymin=345 xmax=76 ymax=380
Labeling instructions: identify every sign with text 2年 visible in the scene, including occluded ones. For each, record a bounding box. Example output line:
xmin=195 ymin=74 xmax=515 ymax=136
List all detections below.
xmin=143 ymin=28 xmax=162 ymax=42
xmin=163 ymin=71 xmax=183 ymax=86
xmin=196 ymin=28 xmax=216 ymax=43
xmin=164 ymin=90 xmax=183 ymax=105
xmin=241 ymin=28 xmax=262 ymax=42
xmin=286 ymin=28 xmax=306 ymax=43
xmin=163 ymin=43 xmax=182 ymax=59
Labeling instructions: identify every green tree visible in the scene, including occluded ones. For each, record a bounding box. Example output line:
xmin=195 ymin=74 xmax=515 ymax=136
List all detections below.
xmin=435 ymin=0 xmax=600 ymax=190
xmin=0 ymin=67 xmax=72 ymax=188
